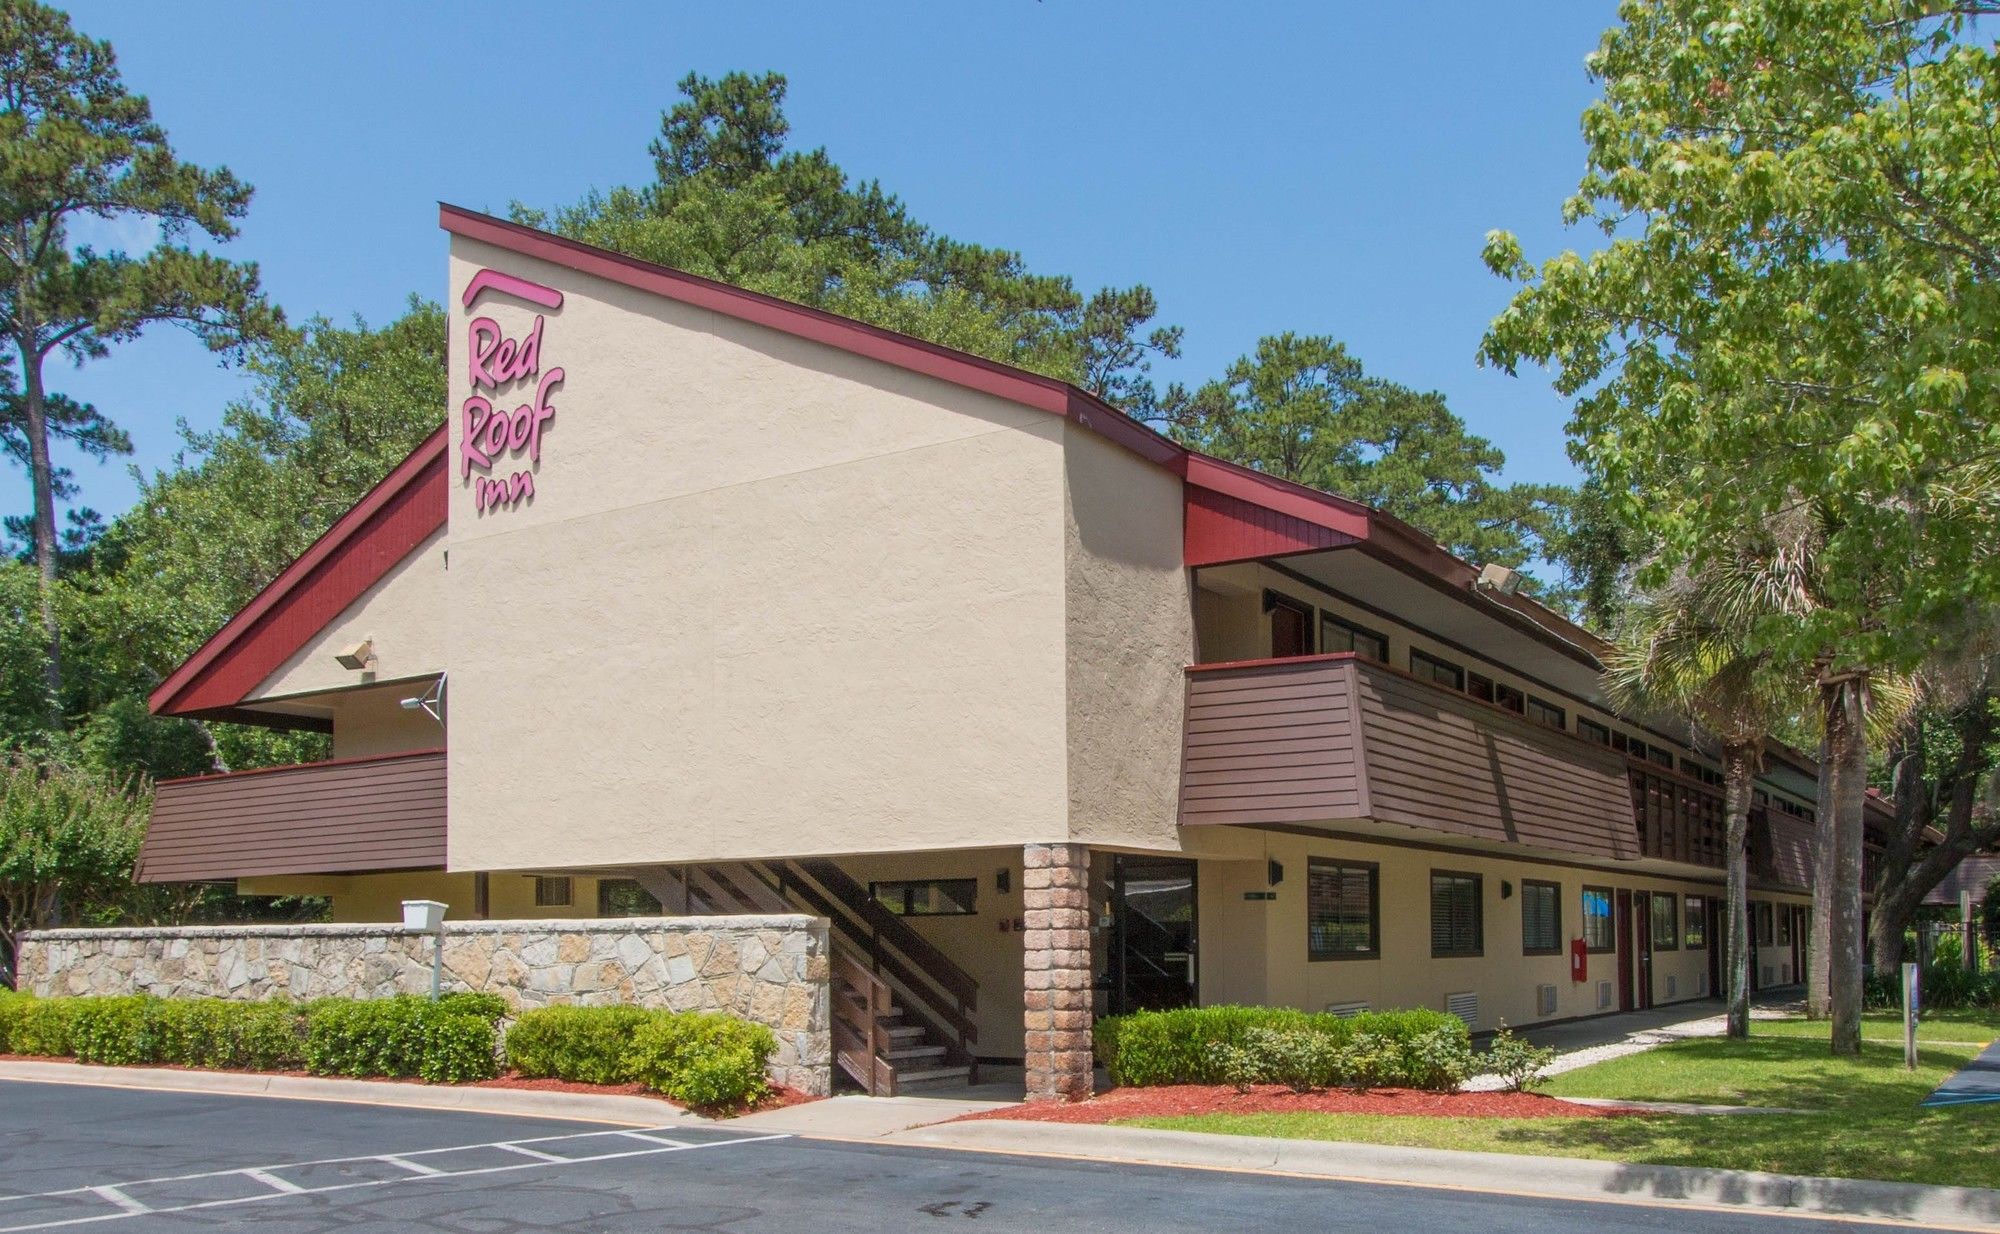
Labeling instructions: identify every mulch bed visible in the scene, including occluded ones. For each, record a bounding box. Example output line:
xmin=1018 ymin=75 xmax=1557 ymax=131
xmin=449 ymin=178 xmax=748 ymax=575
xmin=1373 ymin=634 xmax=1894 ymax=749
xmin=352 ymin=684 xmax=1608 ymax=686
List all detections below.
xmin=957 ymin=1084 xmax=1646 ymax=1123
xmin=0 ymin=1055 xmax=817 ymax=1117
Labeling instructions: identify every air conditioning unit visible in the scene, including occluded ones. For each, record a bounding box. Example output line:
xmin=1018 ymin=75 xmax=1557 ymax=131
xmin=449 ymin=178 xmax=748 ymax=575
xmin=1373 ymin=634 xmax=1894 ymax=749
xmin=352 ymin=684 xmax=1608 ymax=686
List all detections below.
xmin=1325 ymin=1001 xmax=1370 ymax=1018
xmin=1535 ymin=983 xmax=1558 ymax=1017
xmin=1596 ymin=980 xmax=1614 ymax=1010
xmin=1445 ymin=991 xmax=1480 ymax=1028
xmin=1665 ymin=975 xmax=1678 ymax=999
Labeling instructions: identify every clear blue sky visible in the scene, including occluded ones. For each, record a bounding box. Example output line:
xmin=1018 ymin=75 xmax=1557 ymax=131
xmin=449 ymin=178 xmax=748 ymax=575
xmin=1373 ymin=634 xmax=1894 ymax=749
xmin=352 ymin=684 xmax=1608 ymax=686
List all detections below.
xmin=9 ymin=1 xmax=1621 ymax=525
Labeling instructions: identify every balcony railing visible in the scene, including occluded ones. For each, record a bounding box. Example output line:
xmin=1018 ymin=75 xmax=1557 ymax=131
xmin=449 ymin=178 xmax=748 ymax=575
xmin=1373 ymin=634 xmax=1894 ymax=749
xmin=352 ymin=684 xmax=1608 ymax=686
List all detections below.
xmin=1180 ymin=653 xmax=1810 ymax=886
xmin=136 ymin=749 xmax=446 ymax=883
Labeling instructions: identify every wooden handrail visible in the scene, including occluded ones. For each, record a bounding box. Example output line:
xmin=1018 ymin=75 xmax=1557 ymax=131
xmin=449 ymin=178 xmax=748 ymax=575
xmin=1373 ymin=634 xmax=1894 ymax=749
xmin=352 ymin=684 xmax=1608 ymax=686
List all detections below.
xmin=830 ymin=948 xmax=897 ymax=1095
xmin=790 ymin=858 xmax=980 ymax=1009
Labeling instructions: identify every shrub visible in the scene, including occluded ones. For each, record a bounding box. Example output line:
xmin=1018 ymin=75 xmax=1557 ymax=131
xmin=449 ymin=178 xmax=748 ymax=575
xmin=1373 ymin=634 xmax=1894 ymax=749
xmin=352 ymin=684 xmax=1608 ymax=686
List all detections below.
xmin=506 ymin=1005 xmax=653 ymax=1085
xmin=1483 ymin=1024 xmax=1557 ymax=1092
xmin=0 ymin=989 xmax=30 ymax=1053
xmin=71 ymin=996 xmax=159 ymax=1065
xmin=1865 ymin=963 xmax=2000 ymax=1011
xmin=1242 ymin=1027 xmax=1341 ymax=1093
xmin=10 ymin=994 xmax=79 ymax=1056
xmin=304 ymin=996 xmax=497 ymax=1083
xmin=237 ymin=999 xmax=307 ymax=1070
xmin=622 ymin=1011 xmax=775 ymax=1110
xmin=438 ymin=991 xmax=509 ymax=1023
xmin=1097 ymin=1005 xmax=1473 ymax=1091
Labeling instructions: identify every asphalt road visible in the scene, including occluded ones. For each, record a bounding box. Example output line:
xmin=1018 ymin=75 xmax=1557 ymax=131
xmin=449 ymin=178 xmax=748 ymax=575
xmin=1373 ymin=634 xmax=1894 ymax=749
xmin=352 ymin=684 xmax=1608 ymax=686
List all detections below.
xmin=0 ymin=1080 xmax=1952 ymax=1233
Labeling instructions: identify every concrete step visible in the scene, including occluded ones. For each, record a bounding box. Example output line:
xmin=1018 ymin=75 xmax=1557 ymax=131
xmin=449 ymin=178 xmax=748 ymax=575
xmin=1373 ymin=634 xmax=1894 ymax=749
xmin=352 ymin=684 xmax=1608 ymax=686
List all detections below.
xmin=886 ymin=1044 xmax=947 ymax=1063
xmin=883 ymin=1024 xmax=925 ymax=1043
xmin=895 ymin=1065 xmax=973 ymax=1092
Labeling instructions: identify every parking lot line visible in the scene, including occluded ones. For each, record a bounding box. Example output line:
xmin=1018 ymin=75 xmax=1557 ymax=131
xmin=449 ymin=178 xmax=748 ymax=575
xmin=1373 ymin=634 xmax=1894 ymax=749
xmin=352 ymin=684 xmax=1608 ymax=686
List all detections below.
xmin=0 ymin=1128 xmax=791 ymax=1233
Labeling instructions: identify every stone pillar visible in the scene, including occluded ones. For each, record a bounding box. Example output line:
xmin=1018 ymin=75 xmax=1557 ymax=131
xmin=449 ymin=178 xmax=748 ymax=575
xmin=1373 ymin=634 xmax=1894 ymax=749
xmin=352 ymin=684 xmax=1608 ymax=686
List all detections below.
xmin=1022 ymin=842 xmax=1093 ymax=1102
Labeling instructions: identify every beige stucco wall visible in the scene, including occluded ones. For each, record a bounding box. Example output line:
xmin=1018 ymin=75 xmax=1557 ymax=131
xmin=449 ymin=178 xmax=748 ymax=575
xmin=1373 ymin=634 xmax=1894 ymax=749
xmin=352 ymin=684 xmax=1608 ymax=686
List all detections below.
xmin=247 ymin=528 xmax=447 ymax=703
xmin=444 ymin=238 xmax=1070 ymax=871
xmin=1061 ymin=424 xmax=1189 ymax=850
xmin=1194 ymin=830 xmax=1807 ymax=1030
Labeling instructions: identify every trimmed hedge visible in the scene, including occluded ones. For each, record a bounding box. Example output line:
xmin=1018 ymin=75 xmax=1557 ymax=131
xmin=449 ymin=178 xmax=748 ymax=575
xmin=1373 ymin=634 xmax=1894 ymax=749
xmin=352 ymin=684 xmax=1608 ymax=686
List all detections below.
xmin=1093 ymin=1005 xmax=1474 ymax=1091
xmin=1864 ymin=964 xmax=1999 ymax=1011
xmin=507 ymin=1004 xmax=776 ymax=1110
xmin=2 ymin=992 xmax=776 ymax=1109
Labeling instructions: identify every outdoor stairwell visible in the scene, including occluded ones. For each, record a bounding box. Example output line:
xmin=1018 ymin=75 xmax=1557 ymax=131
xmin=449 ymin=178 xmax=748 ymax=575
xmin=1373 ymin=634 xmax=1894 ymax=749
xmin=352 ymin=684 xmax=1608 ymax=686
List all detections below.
xmin=635 ymin=860 xmax=978 ymax=1095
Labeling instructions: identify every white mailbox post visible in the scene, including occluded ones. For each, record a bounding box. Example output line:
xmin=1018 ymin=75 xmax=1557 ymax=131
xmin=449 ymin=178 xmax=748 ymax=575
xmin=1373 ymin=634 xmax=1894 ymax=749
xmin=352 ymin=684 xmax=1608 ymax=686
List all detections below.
xmin=403 ymin=900 xmax=449 ymax=1000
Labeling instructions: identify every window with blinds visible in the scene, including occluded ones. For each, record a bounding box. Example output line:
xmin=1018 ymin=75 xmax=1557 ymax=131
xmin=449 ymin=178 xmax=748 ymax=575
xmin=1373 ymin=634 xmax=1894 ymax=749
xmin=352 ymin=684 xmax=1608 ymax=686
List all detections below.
xmin=1430 ymin=871 xmax=1483 ymax=957
xmin=1582 ymin=885 xmax=1615 ymax=952
xmin=1684 ymin=895 xmax=1707 ymax=948
xmin=1521 ymin=879 xmax=1562 ymax=954
xmin=533 ymin=875 xmax=572 ymax=908
xmin=1308 ymin=858 xmax=1379 ymax=960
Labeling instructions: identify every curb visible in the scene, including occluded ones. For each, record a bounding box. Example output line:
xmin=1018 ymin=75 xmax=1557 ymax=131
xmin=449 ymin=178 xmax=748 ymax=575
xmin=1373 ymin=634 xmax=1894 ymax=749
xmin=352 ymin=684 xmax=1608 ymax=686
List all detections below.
xmin=0 ymin=1059 xmax=706 ymax=1127
xmin=887 ymin=1120 xmax=2000 ymax=1231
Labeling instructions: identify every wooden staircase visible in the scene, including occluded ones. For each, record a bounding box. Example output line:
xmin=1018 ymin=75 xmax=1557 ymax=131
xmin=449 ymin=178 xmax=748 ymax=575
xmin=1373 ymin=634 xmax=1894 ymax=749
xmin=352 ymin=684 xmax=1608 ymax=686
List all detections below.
xmin=649 ymin=860 xmax=979 ymax=1096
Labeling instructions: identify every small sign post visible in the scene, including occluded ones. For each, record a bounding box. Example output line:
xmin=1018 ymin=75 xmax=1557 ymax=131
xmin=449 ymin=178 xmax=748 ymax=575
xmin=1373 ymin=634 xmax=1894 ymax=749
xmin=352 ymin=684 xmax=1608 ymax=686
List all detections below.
xmin=1902 ymin=961 xmax=1920 ymax=1071
xmin=402 ymin=900 xmax=449 ymax=1001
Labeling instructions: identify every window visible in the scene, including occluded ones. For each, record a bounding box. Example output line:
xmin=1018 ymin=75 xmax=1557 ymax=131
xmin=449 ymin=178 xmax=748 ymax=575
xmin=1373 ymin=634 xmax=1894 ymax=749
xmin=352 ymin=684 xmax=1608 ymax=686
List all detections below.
xmin=1754 ymin=902 xmax=1775 ymax=946
xmin=1307 ymin=859 xmax=1379 ymax=960
xmin=1776 ymin=903 xmax=1792 ymax=945
xmin=1410 ymin=649 xmax=1464 ymax=691
xmin=1582 ymin=886 xmax=1615 ymax=952
xmin=1526 ymin=696 xmax=1566 ymax=730
xmin=1320 ymin=614 xmax=1387 ymax=663
xmin=1430 ymin=871 xmax=1483 ymax=957
xmin=1609 ymin=730 xmax=1631 ymax=753
xmin=1466 ymin=671 xmax=1494 ymax=703
xmin=1494 ymin=682 xmax=1526 ymax=714
xmin=1684 ymin=895 xmax=1707 ymax=948
xmin=1265 ymin=591 xmax=1314 ymax=658
xmin=1649 ymin=893 xmax=1679 ymax=950
xmin=870 ymin=878 xmax=977 ymax=917
xmin=1647 ymin=745 xmax=1676 ymax=769
xmin=1521 ymin=879 xmax=1562 ymax=955
xmin=533 ymin=876 xmax=572 ymax=908
xmin=596 ymin=878 xmax=663 ymax=917
xmin=1579 ymin=717 xmax=1612 ymax=745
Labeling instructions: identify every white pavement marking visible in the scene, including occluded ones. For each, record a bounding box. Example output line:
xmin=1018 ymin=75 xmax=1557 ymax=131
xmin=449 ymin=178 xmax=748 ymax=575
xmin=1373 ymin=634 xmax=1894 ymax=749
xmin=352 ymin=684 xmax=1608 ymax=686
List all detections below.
xmin=0 ymin=1127 xmax=792 ymax=1234
xmin=491 ymin=1143 xmax=566 ymax=1163
xmin=378 ymin=1155 xmax=444 ymax=1176
xmin=240 ymin=1169 xmax=304 ymax=1195
xmin=80 ymin=1192 xmax=143 ymax=1219
xmin=615 ymin=1130 xmax=697 ymax=1148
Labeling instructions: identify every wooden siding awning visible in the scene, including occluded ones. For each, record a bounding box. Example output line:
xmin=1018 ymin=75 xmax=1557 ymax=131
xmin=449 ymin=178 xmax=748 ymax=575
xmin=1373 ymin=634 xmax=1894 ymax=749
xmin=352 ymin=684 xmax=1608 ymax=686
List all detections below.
xmin=1179 ymin=655 xmax=1641 ymax=861
xmin=1926 ymin=854 xmax=2000 ymax=906
xmin=136 ymin=750 xmax=446 ymax=883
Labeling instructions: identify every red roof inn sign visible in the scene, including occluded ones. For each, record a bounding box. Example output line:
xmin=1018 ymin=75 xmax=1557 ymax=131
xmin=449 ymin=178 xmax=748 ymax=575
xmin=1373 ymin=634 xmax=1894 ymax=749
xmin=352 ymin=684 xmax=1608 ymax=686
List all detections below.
xmin=460 ymin=269 xmax=565 ymax=514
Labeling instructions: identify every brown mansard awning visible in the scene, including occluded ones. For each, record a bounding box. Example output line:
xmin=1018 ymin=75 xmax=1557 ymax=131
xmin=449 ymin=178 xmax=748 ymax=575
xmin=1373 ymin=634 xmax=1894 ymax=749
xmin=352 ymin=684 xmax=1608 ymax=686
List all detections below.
xmin=136 ymin=750 xmax=446 ymax=883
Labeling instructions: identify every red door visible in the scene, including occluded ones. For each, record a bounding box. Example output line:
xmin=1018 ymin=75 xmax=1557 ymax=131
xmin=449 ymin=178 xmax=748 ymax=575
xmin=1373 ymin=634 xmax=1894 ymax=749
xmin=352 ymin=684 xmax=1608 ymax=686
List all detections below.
xmin=1615 ymin=890 xmax=1635 ymax=1012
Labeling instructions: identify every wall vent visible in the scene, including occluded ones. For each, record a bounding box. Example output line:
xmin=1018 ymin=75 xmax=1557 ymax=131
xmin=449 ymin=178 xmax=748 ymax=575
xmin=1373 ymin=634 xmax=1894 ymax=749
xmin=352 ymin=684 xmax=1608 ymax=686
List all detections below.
xmin=1665 ymin=975 xmax=1678 ymax=999
xmin=1596 ymin=980 xmax=1614 ymax=1010
xmin=1444 ymin=991 xmax=1480 ymax=1028
xmin=1535 ymin=983 xmax=1558 ymax=1017
xmin=1325 ymin=1001 xmax=1370 ymax=1018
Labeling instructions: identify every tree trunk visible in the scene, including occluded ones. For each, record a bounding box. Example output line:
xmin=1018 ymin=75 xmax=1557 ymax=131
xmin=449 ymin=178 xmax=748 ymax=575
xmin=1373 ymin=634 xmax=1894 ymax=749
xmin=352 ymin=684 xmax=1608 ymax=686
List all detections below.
xmin=1823 ymin=676 xmax=1868 ymax=1057
xmin=1723 ymin=741 xmax=1755 ymax=1039
xmin=18 ymin=340 xmax=63 ymax=712
xmin=1807 ymin=731 xmax=1833 ymax=1019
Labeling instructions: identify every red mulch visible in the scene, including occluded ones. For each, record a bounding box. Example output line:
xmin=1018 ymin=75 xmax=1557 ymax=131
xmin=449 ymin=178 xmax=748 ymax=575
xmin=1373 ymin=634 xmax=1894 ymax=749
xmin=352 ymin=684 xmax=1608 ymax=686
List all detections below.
xmin=957 ymin=1084 xmax=1646 ymax=1123
xmin=0 ymin=1055 xmax=817 ymax=1117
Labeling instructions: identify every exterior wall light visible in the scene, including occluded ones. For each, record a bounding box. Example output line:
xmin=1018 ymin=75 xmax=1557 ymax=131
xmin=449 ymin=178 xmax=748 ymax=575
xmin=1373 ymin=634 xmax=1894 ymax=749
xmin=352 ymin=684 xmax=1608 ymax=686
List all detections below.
xmin=334 ymin=639 xmax=375 ymax=670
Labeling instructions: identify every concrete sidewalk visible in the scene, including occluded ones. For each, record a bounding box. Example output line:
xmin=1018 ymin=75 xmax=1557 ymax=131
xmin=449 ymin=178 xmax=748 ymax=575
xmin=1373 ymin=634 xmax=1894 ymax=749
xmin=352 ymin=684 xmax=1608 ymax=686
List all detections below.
xmin=892 ymin=1119 xmax=2000 ymax=1231
xmin=1464 ymin=995 xmax=1798 ymax=1091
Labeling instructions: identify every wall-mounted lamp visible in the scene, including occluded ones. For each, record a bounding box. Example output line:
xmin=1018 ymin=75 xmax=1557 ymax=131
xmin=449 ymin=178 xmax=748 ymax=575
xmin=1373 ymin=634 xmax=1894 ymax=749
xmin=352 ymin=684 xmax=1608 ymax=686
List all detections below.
xmin=1501 ymin=880 xmax=1515 ymax=899
xmin=996 ymin=868 xmax=1011 ymax=894
xmin=1477 ymin=563 xmax=1523 ymax=596
xmin=334 ymin=639 xmax=376 ymax=671
xmin=399 ymin=673 xmax=447 ymax=726
xmin=1267 ymin=859 xmax=1285 ymax=888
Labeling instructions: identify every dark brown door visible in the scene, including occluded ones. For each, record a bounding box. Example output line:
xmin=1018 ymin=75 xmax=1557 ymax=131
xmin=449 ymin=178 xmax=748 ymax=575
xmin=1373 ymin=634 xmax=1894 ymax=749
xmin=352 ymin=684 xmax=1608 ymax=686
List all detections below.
xmin=1615 ymin=890 xmax=1635 ymax=1012
xmin=1634 ymin=892 xmax=1655 ymax=1009
xmin=1791 ymin=906 xmax=1804 ymax=984
xmin=1707 ymin=898 xmax=1724 ymax=999
xmin=1269 ymin=599 xmax=1310 ymax=659
xmin=1748 ymin=901 xmax=1760 ymax=992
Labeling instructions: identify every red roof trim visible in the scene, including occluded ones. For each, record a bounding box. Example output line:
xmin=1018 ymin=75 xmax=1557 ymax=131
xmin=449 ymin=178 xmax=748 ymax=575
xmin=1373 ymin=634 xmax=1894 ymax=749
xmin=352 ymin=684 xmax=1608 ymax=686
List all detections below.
xmin=439 ymin=205 xmax=1185 ymax=470
xmin=149 ymin=427 xmax=448 ymax=717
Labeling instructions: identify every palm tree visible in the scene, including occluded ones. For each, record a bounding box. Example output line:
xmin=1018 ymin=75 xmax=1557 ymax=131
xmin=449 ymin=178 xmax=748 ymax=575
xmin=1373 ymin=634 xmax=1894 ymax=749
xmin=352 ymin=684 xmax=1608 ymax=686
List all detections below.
xmin=1606 ymin=565 xmax=1800 ymax=1038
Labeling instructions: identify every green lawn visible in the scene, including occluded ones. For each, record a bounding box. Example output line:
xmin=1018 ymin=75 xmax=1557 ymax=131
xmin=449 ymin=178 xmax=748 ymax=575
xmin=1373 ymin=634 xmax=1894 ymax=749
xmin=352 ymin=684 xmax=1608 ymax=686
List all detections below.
xmin=1119 ymin=1019 xmax=2000 ymax=1189
xmin=1746 ymin=1008 xmax=2000 ymax=1046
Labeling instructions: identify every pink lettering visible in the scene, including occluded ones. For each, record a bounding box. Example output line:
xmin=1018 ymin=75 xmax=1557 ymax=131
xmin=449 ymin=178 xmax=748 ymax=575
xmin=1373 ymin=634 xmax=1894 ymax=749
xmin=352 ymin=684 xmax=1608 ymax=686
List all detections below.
xmin=467 ymin=318 xmax=502 ymax=389
xmin=461 ymin=396 xmax=494 ymax=478
xmin=474 ymin=470 xmax=536 ymax=513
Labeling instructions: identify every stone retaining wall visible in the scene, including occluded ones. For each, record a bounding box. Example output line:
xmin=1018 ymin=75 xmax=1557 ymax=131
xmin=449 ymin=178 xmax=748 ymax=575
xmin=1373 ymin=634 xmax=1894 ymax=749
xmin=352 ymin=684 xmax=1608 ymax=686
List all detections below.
xmin=15 ymin=915 xmax=832 ymax=1094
